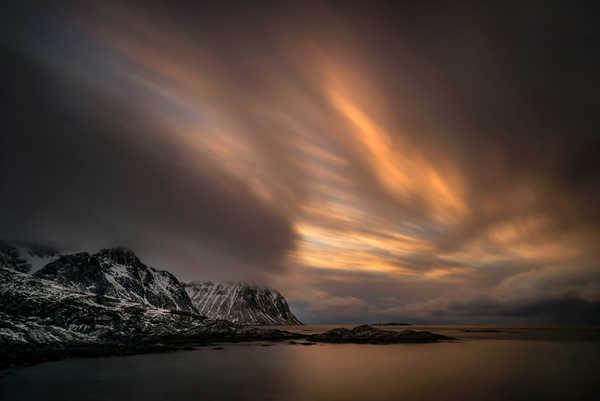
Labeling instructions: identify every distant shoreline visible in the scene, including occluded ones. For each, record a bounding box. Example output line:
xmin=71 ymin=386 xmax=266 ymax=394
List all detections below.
xmin=0 ymin=324 xmax=454 ymax=371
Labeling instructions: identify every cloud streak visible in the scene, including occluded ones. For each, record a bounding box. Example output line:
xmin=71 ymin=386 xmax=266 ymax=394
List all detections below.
xmin=2 ymin=1 xmax=599 ymax=323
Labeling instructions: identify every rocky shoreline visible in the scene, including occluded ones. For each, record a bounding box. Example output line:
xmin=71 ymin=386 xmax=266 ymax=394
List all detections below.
xmin=1 ymin=318 xmax=306 ymax=370
xmin=310 ymin=325 xmax=453 ymax=344
xmin=1 ymin=267 xmax=453 ymax=370
xmin=1 ymin=325 xmax=454 ymax=370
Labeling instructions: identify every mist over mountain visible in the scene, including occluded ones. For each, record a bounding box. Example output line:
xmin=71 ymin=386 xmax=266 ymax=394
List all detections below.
xmin=0 ymin=240 xmax=61 ymax=273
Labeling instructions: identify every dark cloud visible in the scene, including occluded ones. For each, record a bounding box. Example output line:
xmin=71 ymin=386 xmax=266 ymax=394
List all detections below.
xmin=432 ymin=297 xmax=600 ymax=325
xmin=0 ymin=13 xmax=296 ymax=281
xmin=2 ymin=1 xmax=600 ymax=322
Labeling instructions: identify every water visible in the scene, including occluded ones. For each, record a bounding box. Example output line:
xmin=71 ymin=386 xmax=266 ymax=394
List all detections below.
xmin=1 ymin=326 xmax=599 ymax=401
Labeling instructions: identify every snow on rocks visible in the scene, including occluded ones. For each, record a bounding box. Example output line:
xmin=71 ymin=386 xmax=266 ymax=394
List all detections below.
xmin=184 ymin=281 xmax=302 ymax=325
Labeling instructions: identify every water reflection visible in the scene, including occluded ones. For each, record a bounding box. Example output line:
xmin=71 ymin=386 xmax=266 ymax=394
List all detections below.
xmin=1 ymin=332 xmax=599 ymax=401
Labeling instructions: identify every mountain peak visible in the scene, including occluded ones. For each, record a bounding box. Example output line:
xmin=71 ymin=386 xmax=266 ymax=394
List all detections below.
xmin=184 ymin=281 xmax=302 ymax=325
xmin=5 ymin=242 xmax=302 ymax=326
xmin=35 ymin=249 xmax=196 ymax=312
xmin=97 ymin=247 xmax=142 ymax=266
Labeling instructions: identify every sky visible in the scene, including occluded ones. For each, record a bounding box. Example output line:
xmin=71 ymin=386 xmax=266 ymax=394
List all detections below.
xmin=2 ymin=1 xmax=599 ymax=324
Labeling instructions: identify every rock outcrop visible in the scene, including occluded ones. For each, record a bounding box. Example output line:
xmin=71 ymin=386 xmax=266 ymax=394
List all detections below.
xmin=309 ymin=325 xmax=454 ymax=344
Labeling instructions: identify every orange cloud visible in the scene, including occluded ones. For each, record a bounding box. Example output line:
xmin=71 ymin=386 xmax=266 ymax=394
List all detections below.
xmin=328 ymin=89 xmax=467 ymax=224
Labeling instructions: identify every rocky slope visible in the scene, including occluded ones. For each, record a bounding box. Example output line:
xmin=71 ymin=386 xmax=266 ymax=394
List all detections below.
xmin=184 ymin=281 xmax=302 ymax=325
xmin=34 ymin=248 xmax=196 ymax=312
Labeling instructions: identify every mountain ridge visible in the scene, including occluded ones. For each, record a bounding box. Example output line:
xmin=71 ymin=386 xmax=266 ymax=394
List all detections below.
xmin=184 ymin=281 xmax=302 ymax=325
xmin=2 ymin=241 xmax=302 ymax=325
xmin=0 ymin=266 xmax=303 ymax=369
xmin=34 ymin=247 xmax=197 ymax=313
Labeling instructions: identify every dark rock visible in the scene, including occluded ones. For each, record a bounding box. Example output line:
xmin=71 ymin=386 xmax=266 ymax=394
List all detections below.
xmin=309 ymin=325 xmax=454 ymax=344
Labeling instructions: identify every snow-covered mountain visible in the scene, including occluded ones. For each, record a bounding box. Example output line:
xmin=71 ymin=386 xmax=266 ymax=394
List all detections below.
xmin=0 ymin=265 xmax=446 ymax=368
xmin=1 ymin=241 xmax=302 ymax=326
xmin=0 ymin=266 xmax=300 ymax=369
xmin=34 ymin=247 xmax=196 ymax=313
xmin=0 ymin=240 xmax=62 ymax=273
xmin=184 ymin=281 xmax=302 ymax=325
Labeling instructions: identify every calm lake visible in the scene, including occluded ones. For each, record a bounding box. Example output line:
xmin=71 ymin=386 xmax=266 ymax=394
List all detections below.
xmin=1 ymin=326 xmax=599 ymax=401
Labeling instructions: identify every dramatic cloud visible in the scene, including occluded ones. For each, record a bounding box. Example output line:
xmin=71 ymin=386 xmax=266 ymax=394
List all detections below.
xmin=2 ymin=1 xmax=599 ymax=322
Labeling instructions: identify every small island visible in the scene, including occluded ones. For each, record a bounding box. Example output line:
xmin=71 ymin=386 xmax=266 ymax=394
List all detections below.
xmin=310 ymin=325 xmax=452 ymax=344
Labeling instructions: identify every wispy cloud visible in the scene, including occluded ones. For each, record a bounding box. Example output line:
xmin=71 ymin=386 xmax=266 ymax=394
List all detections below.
xmin=2 ymin=1 xmax=599 ymax=323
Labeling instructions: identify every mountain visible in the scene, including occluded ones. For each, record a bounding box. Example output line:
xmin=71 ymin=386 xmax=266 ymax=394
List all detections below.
xmin=184 ymin=281 xmax=302 ymax=325
xmin=2 ymin=241 xmax=303 ymax=326
xmin=0 ymin=266 xmax=451 ymax=369
xmin=34 ymin=247 xmax=196 ymax=313
xmin=0 ymin=240 xmax=61 ymax=273
xmin=0 ymin=266 xmax=302 ymax=369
